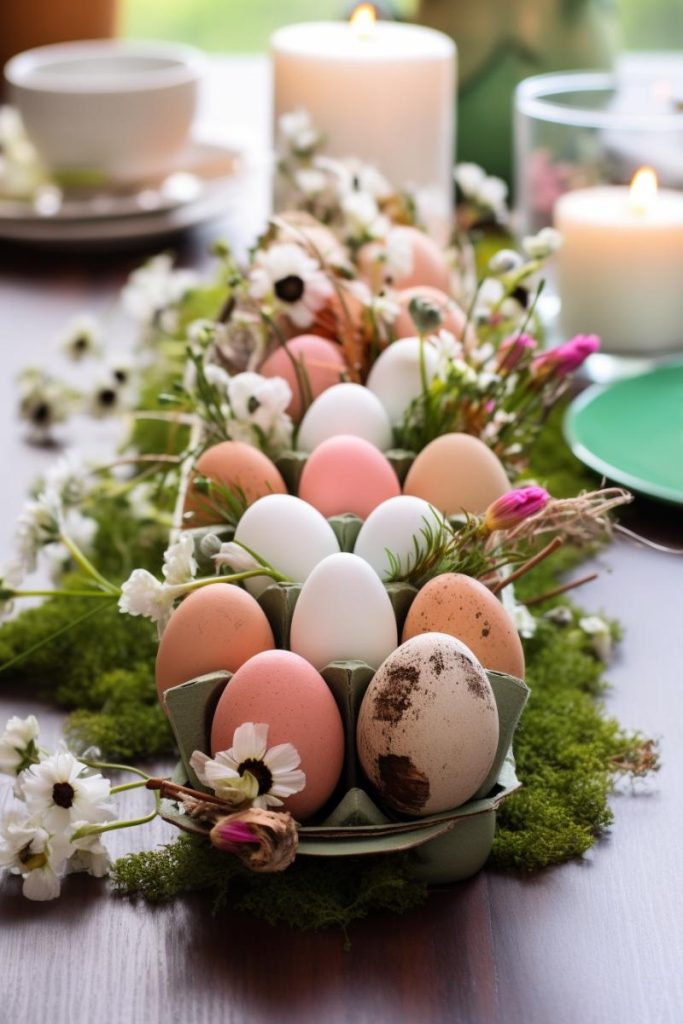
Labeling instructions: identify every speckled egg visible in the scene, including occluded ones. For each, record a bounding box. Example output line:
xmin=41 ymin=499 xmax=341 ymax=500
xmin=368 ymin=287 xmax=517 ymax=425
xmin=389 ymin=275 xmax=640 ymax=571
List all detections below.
xmin=210 ymin=649 xmax=345 ymax=820
xmin=298 ymin=435 xmax=401 ymax=519
xmin=357 ymin=633 xmax=499 ymax=816
xmin=403 ymin=433 xmax=510 ymax=515
xmin=259 ymin=334 xmax=348 ymax=421
xmin=234 ymin=493 xmax=340 ymax=596
xmin=297 ymin=382 xmax=393 ymax=453
xmin=155 ymin=584 xmax=275 ymax=700
xmin=357 ymin=226 xmax=451 ymax=292
xmin=402 ymin=573 xmax=525 ymax=679
xmin=392 ymin=286 xmax=469 ymax=341
xmin=183 ymin=441 xmax=287 ymax=527
xmin=290 ymin=553 xmax=398 ymax=669
xmin=366 ymin=337 xmax=439 ymax=425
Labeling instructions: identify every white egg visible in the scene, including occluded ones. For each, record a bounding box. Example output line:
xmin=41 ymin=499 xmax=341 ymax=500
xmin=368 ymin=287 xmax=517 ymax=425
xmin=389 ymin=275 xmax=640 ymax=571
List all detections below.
xmin=354 ymin=495 xmax=447 ymax=581
xmin=297 ymin=383 xmax=393 ymax=453
xmin=366 ymin=337 xmax=439 ymax=425
xmin=289 ymin=552 xmax=398 ymax=670
xmin=234 ymin=494 xmax=340 ymax=596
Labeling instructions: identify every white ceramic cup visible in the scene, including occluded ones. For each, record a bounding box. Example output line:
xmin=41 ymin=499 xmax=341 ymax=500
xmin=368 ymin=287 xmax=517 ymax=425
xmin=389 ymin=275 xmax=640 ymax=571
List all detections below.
xmin=4 ymin=40 xmax=205 ymax=185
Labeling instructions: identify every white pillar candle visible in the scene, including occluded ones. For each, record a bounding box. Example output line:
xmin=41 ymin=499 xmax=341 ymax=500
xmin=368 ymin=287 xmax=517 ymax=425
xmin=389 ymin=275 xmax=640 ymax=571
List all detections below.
xmin=271 ymin=13 xmax=456 ymax=233
xmin=554 ymin=169 xmax=683 ymax=355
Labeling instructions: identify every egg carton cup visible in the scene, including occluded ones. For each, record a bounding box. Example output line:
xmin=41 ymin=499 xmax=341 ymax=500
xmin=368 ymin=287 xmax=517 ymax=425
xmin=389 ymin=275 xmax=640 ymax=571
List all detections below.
xmin=160 ymin=580 xmax=529 ymax=885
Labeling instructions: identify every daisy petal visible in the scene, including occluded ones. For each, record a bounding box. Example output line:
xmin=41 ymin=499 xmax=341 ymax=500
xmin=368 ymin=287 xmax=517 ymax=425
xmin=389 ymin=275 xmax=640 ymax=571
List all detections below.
xmin=263 ymin=742 xmax=302 ymax=774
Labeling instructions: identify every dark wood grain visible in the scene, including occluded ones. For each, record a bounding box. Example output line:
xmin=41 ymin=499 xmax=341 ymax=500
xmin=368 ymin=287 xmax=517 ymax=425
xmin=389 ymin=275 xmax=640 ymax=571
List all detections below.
xmin=1 ymin=58 xmax=683 ymax=1024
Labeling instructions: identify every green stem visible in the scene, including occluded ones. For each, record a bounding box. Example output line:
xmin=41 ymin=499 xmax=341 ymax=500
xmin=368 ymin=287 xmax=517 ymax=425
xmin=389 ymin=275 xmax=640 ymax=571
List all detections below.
xmin=110 ymin=780 xmax=149 ymax=795
xmin=60 ymin=535 xmax=118 ymax=594
xmin=71 ymin=791 xmax=160 ymax=841
xmin=13 ymin=589 xmax=117 ymax=600
xmin=81 ymin=760 xmax=151 ymax=781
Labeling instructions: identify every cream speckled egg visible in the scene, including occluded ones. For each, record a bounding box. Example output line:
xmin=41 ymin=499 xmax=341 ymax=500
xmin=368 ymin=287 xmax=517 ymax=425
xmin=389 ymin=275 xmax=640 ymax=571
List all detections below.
xmin=234 ymin=493 xmax=340 ymax=596
xmin=290 ymin=553 xmax=398 ymax=670
xmin=402 ymin=573 xmax=525 ymax=679
xmin=403 ymin=433 xmax=510 ymax=515
xmin=155 ymin=584 xmax=275 ymax=701
xmin=366 ymin=337 xmax=439 ymax=425
xmin=357 ymin=633 xmax=499 ymax=816
xmin=353 ymin=495 xmax=447 ymax=581
xmin=259 ymin=334 xmax=348 ymax=421
xmin=184 ymin=441 xmax=287 ymax=527
xmin=297 ymin=383 xmax=393 ymax=453
xmin=298 ymin=435 xmax=400 ymax=519
xmin=211 ymin=649 xmax=345 ymax=820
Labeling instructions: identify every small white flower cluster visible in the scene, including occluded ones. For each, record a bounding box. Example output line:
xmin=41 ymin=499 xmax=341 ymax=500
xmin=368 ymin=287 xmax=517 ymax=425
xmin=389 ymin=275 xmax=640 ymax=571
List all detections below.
xmin=122 ymin=253 xmax=199 ymax=333
xmin=225 ymin=372 xmax=293 ymax=454
xmin=579 ymin=615 xmax=613 ymax=662
xmin=522 ymin=227 xmax=563 ymax=261
xmin=0 ymin=716 xmax=114 ymax=900
xmin=454 ymin=163 xmax=509 ymax=224
xmin=118 ymin=533 xmax=198 ymax=626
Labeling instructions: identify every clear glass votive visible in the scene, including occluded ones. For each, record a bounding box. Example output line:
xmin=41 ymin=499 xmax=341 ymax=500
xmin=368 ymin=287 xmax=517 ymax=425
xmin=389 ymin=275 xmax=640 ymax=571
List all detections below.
xmin=514 ymin=70 xmax=683 ymax=370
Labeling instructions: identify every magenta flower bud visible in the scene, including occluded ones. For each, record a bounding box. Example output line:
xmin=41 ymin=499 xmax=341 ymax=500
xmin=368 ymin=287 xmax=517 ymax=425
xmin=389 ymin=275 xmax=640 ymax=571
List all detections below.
xmin=484 ymin=486 xmax=550 ymax=532
xmin=497 ymin=333 xmax=537 ymax=371
xmin=531 ymin=334 xmax=600 ymax=379
xmin=210 ymin=818 xmax=260 ymax=853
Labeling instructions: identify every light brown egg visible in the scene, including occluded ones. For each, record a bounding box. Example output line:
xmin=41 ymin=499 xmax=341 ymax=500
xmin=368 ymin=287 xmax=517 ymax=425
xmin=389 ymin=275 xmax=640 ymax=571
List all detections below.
xmin=210 ymin=649 xmax=345 ymax=820
xmin=357 ymin=633 xmax=499 ymax=816
xmin=392 ymin=286 xmax=472 ymax=343
xmin=259 ymin=334 xmax=348 ymax=421
xmin=402 ymin=573 xmax=525 ymax=679
xmin=155 ymin=584 xmax=275 ymax=701
xmin=357 ymin=226 xmax=451 ymax=292
xmin=403 ymin=433 xmax=509 ymax=515
xmin=184 ymin=441 xmax=287 ymax=527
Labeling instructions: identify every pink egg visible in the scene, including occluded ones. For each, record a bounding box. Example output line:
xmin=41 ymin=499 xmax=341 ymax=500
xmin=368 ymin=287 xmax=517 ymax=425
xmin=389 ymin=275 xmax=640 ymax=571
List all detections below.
xmin=210 ymin=650 xmax=345 ymax=820
xmin=393 ymin=286 xmax=470 ymax=341
xmin=298 ymin=435 xmax=401 ymax=519
xmin=358 ymin=226 xmax=451 ymax=292
xmin=156 ymin=585 xmax=275 ymax=702
xmin=259 ymin=334 xmax=348 ymax=421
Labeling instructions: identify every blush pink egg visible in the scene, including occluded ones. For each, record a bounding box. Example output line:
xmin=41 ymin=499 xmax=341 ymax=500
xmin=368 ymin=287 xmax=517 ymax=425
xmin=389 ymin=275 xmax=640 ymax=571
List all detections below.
xmin=357 ymin=226 xmax=451 ymax=292
xmin=259 ymin=334 xmax=348 ymax=421
xmin=393 ymin=286 xmax=471 ymax=341
xmin=210 ymin=650 xmax=345 ymax=820
xmin=155 ymin=584 xmax=275 ymax=702
xmin=298 ymin=435 xmax=401 ymax=519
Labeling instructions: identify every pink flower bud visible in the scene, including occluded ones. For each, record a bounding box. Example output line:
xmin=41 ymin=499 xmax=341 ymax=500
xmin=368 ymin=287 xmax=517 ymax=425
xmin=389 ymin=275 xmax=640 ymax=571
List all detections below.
xmin=497 ymin=333 xmax=537 ymax=371
xmin=484 ymin=486 xmax=550 ymax=532
xmin=210 ymin=818 xmax=261 ymax=852
xmin=530 ymin=335 xmax=600 ymax=380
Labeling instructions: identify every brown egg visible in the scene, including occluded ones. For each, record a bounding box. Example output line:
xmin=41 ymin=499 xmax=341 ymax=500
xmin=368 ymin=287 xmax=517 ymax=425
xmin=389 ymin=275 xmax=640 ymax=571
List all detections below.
xmin=259 ymin=334 xmax=348 ymax=421
xmin=357 ymin=226 xmax=451 ymax=292
xmin=402 ymin=573 xmax=525 ymax=679
xmin=393 ymin=286 xmax=473 ymax=345
xmin=155 ymin=584 xmax=275 ymax=701
xmin=403 ymin=433 xmax=510 ymax=515
xmin=184 ymin=441 xmax=287 ymax=527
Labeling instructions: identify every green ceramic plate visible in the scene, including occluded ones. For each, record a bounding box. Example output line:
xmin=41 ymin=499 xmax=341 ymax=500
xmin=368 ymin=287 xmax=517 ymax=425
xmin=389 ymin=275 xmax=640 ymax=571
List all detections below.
xmin=564 ymin=363 xmax=683 ymax=505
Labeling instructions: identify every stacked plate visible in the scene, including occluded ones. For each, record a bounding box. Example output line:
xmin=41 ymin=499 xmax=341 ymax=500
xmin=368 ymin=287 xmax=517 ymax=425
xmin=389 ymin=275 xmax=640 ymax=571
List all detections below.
xmin=0 ymin=139 xmax=245 ymax=248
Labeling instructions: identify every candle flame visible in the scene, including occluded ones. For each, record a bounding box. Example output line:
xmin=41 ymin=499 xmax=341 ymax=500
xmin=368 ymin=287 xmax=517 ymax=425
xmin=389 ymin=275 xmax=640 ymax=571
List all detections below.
xmin=629 ymin=167 xmax=658 ymax=215
xmin=350 ymin=3 xmax=377 ymax=39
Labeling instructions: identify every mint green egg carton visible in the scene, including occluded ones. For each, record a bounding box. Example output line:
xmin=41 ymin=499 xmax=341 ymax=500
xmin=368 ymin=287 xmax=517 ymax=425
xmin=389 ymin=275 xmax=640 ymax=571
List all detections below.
xmin=160 ymin=579 xmax=529 ymax=885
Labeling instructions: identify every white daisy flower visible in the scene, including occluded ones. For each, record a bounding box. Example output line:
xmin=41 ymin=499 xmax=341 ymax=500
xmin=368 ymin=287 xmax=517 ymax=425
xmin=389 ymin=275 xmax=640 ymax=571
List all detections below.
xmin=248 ymin=243 xmax=333 ymax=328
xmin=432 ymin=329 xmax=464 ymax=377
xmin=118 ymin=568 xmax=175 ymax=625
xmin=227 ymin=372 xmax=292 ymax=433
xmin=475 ymin=175 xmax=508 ymax=216
xmin=294 ymin=167 xmax=328 ymax=197
xmin=122 ymin=253 xmax=198 ymax=328
xmin=0 ymin=807 xmax=68 ymax=902
xmin=18 ymin=374 xmax=71 ymax=440
xmin=190 ymin=722 xmax=306 ymax=811
xmin=161 ymin=534 xmax=197 ymax=586
xmin=66 ymin=827 xmax=111 ymax=879
xmin=579 ymin=615 xmax=613 ymax=662
xmin=341 ymin=190 xmax=387 ymax=242
xmin=106 ymin=352 xmax=135 ymax=389
xmin=57 ymin=314 xmax=101 ymax=361
xmin=522 ymin=227 xmax=563 ymax=260
xmin=22 ymin=751 xmax=114 ymax=832
xmin=0 ymin=715 xmax=40 ymax=778
xmin=88 ymin=378 xmax=129 ymax=419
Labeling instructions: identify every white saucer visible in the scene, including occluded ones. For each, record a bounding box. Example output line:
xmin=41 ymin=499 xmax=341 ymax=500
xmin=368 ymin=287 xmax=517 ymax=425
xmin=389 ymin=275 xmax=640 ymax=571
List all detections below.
xmin=0 ymin=138 xmax=246 ymax=248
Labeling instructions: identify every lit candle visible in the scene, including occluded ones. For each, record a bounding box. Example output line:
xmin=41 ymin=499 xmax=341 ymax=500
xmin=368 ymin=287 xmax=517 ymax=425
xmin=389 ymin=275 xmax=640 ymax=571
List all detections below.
xmin=271 ymin=7 xmax=456 ymax=233
xmin=554 ymin=168 xmax=683 ymax=355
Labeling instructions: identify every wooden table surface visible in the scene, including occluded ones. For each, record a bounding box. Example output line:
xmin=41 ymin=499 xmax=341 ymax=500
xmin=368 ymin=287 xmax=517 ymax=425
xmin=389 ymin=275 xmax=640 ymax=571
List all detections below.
xmin=1 ymin=58 xmax=683 ymax=1024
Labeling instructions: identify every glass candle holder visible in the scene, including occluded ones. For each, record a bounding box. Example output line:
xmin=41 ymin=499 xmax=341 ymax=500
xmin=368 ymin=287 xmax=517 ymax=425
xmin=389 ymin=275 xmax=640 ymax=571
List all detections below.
xmin=514 ymin=71 xmax=683 ymax=367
